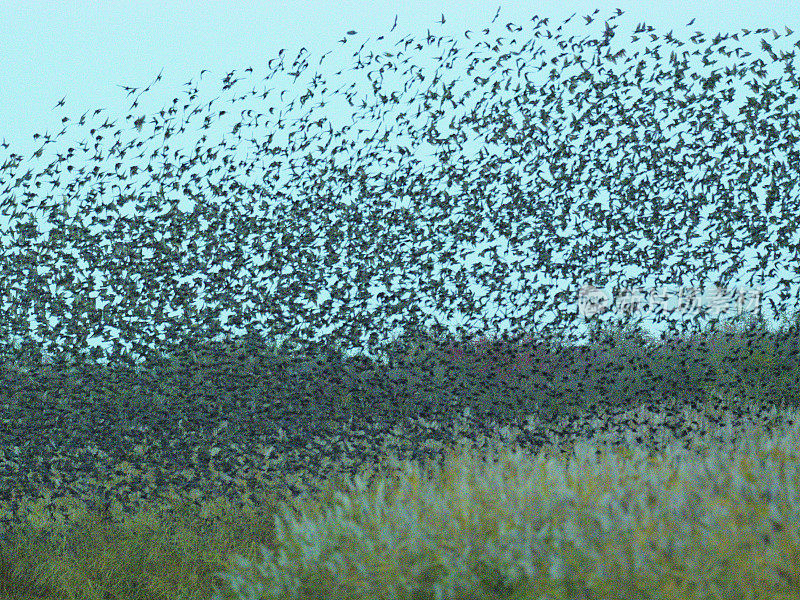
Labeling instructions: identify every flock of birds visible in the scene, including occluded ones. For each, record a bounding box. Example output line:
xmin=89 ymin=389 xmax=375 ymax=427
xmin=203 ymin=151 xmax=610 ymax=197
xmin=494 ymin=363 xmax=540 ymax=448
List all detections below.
xmin=1 ymin=7 xmax=799 ymax=404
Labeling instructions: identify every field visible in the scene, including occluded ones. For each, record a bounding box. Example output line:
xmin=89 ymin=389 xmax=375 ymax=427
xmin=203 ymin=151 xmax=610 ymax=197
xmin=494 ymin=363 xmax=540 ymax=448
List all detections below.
xmin=2 ymin=309 xmax=800 ymax=599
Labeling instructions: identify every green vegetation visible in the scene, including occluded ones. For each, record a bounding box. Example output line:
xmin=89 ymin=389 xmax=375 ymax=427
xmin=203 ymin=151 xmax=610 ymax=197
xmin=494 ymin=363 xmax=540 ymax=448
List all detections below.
xmin=1 ymin=304 xmax=800 ymax=600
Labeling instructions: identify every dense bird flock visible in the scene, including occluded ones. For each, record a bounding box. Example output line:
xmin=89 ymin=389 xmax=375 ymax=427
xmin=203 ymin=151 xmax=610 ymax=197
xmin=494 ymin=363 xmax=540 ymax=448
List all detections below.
xmin=3 ymin=14 xmax=800 ymax=598
xmin=1 ymin=7 xmax=799 ymax=408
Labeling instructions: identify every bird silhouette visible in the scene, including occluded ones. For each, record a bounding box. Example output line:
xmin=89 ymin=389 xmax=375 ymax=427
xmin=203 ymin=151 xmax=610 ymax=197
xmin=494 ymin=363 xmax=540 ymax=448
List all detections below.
xmin=1 ymin=7 xmax=799 ymax=436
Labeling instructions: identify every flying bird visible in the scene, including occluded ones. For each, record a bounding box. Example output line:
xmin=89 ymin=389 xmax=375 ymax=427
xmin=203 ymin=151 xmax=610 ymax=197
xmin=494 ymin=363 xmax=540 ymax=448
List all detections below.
xmin=1 ymin=7 xmax=795 ymax=469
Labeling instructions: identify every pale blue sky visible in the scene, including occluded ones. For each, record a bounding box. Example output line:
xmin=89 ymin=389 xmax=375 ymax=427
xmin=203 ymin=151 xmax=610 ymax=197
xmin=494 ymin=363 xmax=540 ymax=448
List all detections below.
xmin=2 ymin=0 xmax=800 ymax=365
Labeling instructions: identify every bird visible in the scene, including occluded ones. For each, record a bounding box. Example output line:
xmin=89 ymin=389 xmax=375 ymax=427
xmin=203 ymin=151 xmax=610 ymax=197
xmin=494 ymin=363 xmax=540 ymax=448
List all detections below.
xmin=1 ymin=6 xmax=798 ymax=440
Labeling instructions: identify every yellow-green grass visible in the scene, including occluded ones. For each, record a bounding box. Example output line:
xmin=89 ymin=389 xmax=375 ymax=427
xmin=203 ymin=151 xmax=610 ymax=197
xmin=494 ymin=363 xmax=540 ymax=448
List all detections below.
xmin=1 ymin=378 xmax=799 ymax=600
xmin=2 ymin=309 xmax=800 ymax=599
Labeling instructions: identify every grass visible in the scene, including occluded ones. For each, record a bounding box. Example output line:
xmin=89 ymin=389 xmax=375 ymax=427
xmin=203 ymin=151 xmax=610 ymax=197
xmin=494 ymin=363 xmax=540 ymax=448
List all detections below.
xmin=1 ymin=307 xmax=800 ymax=600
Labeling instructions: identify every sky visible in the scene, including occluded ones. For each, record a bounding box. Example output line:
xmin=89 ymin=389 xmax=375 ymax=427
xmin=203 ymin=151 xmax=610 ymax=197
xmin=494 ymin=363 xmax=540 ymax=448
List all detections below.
xmin=2 ymin=0 xmax=800 ymax=366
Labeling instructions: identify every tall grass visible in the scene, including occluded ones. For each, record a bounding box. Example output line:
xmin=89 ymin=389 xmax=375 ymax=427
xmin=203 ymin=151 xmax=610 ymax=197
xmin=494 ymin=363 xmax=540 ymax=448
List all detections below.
xmin=1 ymin=305 xmax=800 ymax=600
